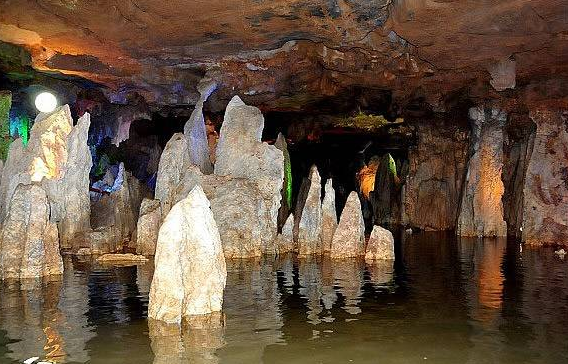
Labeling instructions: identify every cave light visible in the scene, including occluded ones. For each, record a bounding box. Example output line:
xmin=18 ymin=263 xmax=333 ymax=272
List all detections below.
xmin=34 ymin=91 xmax=58 ymax=113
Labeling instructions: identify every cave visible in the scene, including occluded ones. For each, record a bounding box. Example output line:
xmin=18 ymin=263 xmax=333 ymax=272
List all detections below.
xmin=1 ymin=1 xmax=568 ymax=363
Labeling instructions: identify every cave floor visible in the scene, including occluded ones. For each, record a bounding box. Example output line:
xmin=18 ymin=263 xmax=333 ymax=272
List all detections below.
xmin=1 ymin=232 xmax=567 ymax=364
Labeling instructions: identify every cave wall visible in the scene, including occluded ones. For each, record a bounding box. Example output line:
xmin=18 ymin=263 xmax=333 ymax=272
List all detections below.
xmin=521 ymin=109 xmax=568 ymax=245
xmin=402 ymin=120 xmax=469 ymax=230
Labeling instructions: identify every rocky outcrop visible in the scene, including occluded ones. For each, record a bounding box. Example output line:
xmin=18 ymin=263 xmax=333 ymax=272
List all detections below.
xmin=521 ymin=109 xmax=568 ymax=245
xmin=275 ymin=133 xmax=292 ymax=228
xmin=215 ymin=96 xmax=284 ymax=244
xmin=149 ymin=186 xmax=226 ymax=324
xmin=275 ymin=214 xmax=294 ymax=254
xmin=136 ymin=198 xmax=162 ymax=256
xmin=295 ymin=166 xmax=323 ymax=256
xmin=457 ymin=106 xmax=507 ymax=237
xmin=0 ymin=105 xmax=92 ymax=250
xmin=321 ymin=179 xmax=337 ymax=254
xmin=183 ymin=77 xmax=216 ymax=174
xmin=371 ymin=153 xmax=401 ymax=226
xmin=155 ymin=133 xmax=192 ymax=217
xmin=365 ymin=225 xmax=395 ymax=261
xmin=330 ymin=192 xmax=365 ymax=259
xmin=0 ymin=184 xmax=62 ymax=279
xmin=402 ymin=121 xmax=469 ymax=230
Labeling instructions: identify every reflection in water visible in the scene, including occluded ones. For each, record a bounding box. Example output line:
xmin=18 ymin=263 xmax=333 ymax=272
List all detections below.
xmin=0 ymin=233 xmax=567 ymax=363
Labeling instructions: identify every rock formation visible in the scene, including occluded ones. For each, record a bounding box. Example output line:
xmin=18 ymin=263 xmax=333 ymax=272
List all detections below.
xmin=371 ymin=153 xmax=401 ymax=225
xmin=214 ymin=96 xmax=284 ymax=245
xmin=183 ymin=76 xmax=216 ymax=174
xmin=457 ymin=106 xmax=507 ymax=237
xmin=0 ymin=183 xmax=62 ymax=279
xmin=521 ymin=109 xmax=568 ymax=245
xmin=275 ymin=133 xmax=292 ymax=228
xmin=136 ymin=199 xmax=162 ymax=256
xmin=0 ymin=105 xmax=92 ymax=251
xmin=275 ymin=214 xmax=294 ymax=254
xmin=365 ymin=226 xmax=395 ymax=261
xmin=330 ymin=192 xmax=365 ymax=259
xmin=402 ymin=121 xmax=469 ymax=230
xmin=155 ymin=133 xmax=192 ymax=217
xmin=0 ymin=91 xmax=11 ymax=161
xmin=296 ymin=166 xmax=323 ymax=256
xmin=149 ymin=186 xmax=226 ymax=324
xmin=321 ymin=179 xmax=338 ymax=254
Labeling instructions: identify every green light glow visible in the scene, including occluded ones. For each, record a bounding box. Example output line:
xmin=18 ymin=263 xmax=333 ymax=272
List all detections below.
xmin=0 ymin=92 xmax=12 ymax=161
xmin=284 ymin=156 xmax=293 ymax=208
xmin=387 ymin=153 xmax=397 ymax=177
xmin=10 ymin=115 xmax=30 ymax=146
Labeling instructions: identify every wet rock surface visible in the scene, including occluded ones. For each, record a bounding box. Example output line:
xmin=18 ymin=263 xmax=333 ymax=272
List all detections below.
xmin=365 ymin=225 xmax=395 ymax=261
xmin=296 ymin=166 xmax=323 ymax=256
xmin=321 ymin=179 xmax=338 ymax=254
xmin=149 ymin=186 xmax=227 ymax=324
xmin=330 ymin=192 xmax=365 ymax=259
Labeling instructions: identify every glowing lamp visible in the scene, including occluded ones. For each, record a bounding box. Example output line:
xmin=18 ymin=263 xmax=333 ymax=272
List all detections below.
xmin=34 ymin=92 xmax=57 ymax=113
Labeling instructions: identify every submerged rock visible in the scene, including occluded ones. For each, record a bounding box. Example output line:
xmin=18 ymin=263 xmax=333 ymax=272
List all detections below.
xmin=135 ymin=198 xmax=162 ymax=256
xmin=330 ymin=192 xmax=365 ymax=259
xmin=365 ymin=225 xmax=395 ymax=261
xmin=296 ymin=166 xmax=323 ymax=256
xmin=0 ymin=184 xmax=62 ymax=279
xmin=149 ymin=186 xmax=226 ymax=324
xmin=522 ymin=109 xmax=568 ymax=245
xmin=457 ymin=106 xmax=507 ymax=237
xmin=214 ymin=96 xmax=284 ymax=244
xmin=321 ymin=179 xmax=338 ymax=254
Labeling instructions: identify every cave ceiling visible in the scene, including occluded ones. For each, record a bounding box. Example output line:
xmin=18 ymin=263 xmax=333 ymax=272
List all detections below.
xmin=1 ymin=0 xmax=567 ymax=112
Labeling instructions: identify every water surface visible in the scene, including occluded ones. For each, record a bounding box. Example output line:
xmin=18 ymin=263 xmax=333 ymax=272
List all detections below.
xmin=1 ymin=232 xmax=567 ymax=364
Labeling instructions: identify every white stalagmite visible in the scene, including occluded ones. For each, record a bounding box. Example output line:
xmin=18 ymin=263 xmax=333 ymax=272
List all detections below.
xmin=321 ymin=178 xmax=338 ymax=254
xmin=148 ymin=185 xmax=227 ymax=324
xmin=296 ymin=166 xmax=323 ymax=256
xmin=365 ymin=225 xmax=395 ymax=261
xmin=330 ymin=192 xmax=365 ymax=258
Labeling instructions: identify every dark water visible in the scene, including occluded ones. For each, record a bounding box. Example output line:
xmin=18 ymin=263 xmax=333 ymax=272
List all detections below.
xmin=1 ymin=232 xmax=567 ymax=364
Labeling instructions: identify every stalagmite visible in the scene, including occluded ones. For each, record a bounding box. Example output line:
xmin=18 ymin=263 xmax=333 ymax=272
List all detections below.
xmin=330 ymin=192 xmax=365 ymax=259
xmin=321 ymin=179 xmax=337 ymax=254
xmin=0 ymin=184 xmax=62 ymax=279
xmin=136 ymin=198 xmax=162 ymax=256
xmin=371 ymin=153 xmax=401 ymax=225
xmin=521 ymin=109 xmax=568 ymax=245
xmin=183 ymin=77 xmax=217 ymax=174
xmin=365 ymin=225 xmax=395 ymax=261
xmin=214 ymin=96 xmax=284 ymax=244
xmin=457 ymin=106 xmax=507 ymax=237
xmin=149 ymin=186 xmax=226 ymax=324
xmin=275 ymin=214 xmax=294 ymax=254
xmin=296 ymin=165 xmax=323 ymax=256
xmin=275 ymin=132 xmax=292 ymax=228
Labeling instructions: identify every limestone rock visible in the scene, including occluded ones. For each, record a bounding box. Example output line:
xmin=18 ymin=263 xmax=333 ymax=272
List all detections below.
xmin=0 ymin=184 xmax=62 ymax=279
xmin=296 ymin=166 xmax=323 ymax=256
xmin=0 ymin=105 xmax=92 ymax=250
xmin=155 ymin=133 xmax=192 ymax=217
xmin=148 ymin=186 xmax=226 ymax=324
xmin=371 ymin=153 xmax=401 ymax=225
xmin=275 ymin=214 xmax=294 ymax=254
xmin=521 ymin=109 xmax=568 ymax=245
xmin=0 ymin=91 xmax=11 ymax=161
xmin=96 ymin=253 xmax=148 ymax=264
xmin=365 ymin=226 xmax=395 ymax=261
xmin=135 ymin=198 xmax=162 ymax=256
xmin=402 ymin=122 xmax=469 ymax=230
xmin=214 ymin=96 xmax=284 ymax=244
xmin=488 ymin=58 xmax=516 ymax=91
xmin=321 ymin=179 xmax=338 ymax=254
xmin=183 ymin=77 xmax=216 ymax=174
xmin=457 ymin=106 xmax=507 ymax=237
xmin=330 ymin=192 xmax=365 ymax=259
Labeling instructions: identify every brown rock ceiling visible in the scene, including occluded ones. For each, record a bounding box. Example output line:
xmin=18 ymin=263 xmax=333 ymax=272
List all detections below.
xmin=1 ymin=0 xmax=567 ymax=110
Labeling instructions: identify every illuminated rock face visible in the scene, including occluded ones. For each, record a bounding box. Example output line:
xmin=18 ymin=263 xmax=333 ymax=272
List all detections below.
xmin=403 ymin=122 xmax=469 ymax=230
xmin=0 ymin=91 xmax=11 ymax=162
xmin=365 ymin=226 xmax=395 ymax=261
xmin=135 ymin=199 xmax=162 ymax=256
xmin=521 ymin=109 xmax=568 ymax=245
xmin=0 ymin=105 xmax=92 ymax=249
xmin=215 ymin=96 xmax=284 ymax=245
xmin=371 ymin=153 xmax=401 ymax=225
xmin=275 ymin=133 xmax=292 ymax=228
xmin=457 ymin=106 xmax=507 ymax=237
xmin=0 ymin=183 xmax=62 ymax=279
xmin=276 ymin=214 xmax=294 ymax=254
xmin=330 ymin=192 xmax=365 ymax=259
xmin=321 ymin=179 xmax=338 ymax=254
xmin=296 ymin=166 xmax=323 ymax=256
xmin=149 ymin=186 xmax=226 ymax=324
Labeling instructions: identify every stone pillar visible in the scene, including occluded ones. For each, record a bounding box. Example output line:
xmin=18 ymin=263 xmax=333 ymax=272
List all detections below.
xmin=521 ymin=109 xmax=568 ymax=245
xmin=456 ymin=106 xmax=507 ymax=237
xmin=295 ymin=165 xmax=323 ymax=256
